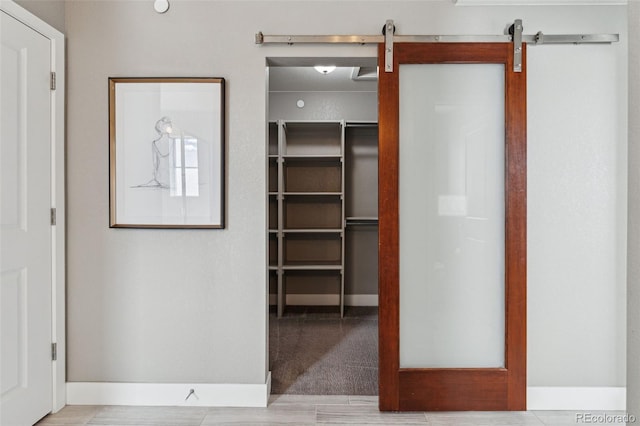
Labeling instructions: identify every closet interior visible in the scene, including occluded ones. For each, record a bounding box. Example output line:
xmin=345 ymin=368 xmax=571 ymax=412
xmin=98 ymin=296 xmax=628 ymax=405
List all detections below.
xmin=267 ymin=65 xmax=378 ymax=317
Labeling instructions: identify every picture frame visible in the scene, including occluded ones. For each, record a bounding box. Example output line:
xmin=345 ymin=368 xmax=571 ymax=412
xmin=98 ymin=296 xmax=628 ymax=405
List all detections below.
xmin=109 ymin=77 xmax=225 ymax=228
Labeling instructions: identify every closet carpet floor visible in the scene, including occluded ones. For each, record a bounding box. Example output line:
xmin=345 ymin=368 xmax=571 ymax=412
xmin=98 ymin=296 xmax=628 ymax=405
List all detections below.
xmin=269 ymin=306 xmax=378 ymax=395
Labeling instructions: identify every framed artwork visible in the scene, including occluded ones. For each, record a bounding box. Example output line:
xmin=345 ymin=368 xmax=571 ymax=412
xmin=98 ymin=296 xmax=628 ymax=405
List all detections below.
xmin=109 ymin=77 xmax=225 ymax=228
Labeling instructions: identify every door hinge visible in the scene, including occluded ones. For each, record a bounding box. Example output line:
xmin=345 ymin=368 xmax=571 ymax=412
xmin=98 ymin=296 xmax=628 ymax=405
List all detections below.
xmin=50 ymin=208 xmax=56 ymax=226
xmin=51 ymin=343 xmax=57 ymax=361
xmin=50 ymin=72 xmax=56 ymax=90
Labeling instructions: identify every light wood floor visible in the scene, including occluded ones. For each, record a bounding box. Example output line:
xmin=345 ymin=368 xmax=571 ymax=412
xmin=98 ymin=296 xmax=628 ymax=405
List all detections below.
xmin=36 ymin=395 xmax=628 ymax=425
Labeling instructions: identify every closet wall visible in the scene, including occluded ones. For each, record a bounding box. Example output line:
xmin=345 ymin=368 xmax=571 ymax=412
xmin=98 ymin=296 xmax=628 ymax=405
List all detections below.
xmin=269 ymin=68 xmax=378 ymax=312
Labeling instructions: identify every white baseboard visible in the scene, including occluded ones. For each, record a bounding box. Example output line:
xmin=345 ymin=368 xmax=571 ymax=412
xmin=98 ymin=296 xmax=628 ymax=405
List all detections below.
xmin=65 ymin=381 xmax=623 ymax=410
xmin=66 ymin=373 xmax=271 ymax=407
xmin=269 ymin=294 xmax=378 ymax=306
xmin=527 ymin=387 xmax=626 ymax=410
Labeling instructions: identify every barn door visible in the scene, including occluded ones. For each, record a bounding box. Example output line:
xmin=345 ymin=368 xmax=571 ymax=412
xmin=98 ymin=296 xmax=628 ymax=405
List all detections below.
xmin=378 ymin=42 xmax=527 ymax=411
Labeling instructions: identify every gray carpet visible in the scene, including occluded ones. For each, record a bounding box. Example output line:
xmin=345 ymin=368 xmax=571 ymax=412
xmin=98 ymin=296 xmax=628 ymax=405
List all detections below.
xmin=269 ymin=306 xmax=378 ymax=395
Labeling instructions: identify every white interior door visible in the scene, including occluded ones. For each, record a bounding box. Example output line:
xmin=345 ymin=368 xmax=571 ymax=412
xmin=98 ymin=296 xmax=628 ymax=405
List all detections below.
xmin=1 ymin=10 xmax=53 ymax=425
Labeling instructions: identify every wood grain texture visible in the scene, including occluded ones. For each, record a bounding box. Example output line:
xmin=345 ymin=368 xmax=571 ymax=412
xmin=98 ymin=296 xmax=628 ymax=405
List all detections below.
xmin=505 ymin=42 xmax=527 ymax=412
xmin=395 ymin=42 xmax=509 ymax=64
xmin=399 ymin=369 xmax=508 ymax=411
xmin=377 ymin=42 xmax=527 ymax=412
xmin=378 ymin=42 xmax=400 ymax=411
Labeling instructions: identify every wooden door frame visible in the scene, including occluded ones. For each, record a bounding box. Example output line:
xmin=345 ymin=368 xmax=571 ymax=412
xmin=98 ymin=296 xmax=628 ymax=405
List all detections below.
xmin=378 ymin=42 xmax=527 ymax=411
xmin=0 ymin=0 xmax=66 ymax=413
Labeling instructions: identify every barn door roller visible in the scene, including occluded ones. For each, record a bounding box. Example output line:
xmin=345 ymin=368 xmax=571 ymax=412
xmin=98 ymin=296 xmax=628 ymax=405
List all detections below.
xmin=255 ymin=19 xmax=619 ymax=73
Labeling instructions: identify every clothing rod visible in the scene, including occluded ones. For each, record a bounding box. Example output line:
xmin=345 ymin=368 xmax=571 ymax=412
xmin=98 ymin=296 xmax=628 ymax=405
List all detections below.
xmin=255 ymin=33 xmax=618 ymax=46
xmin=345 ymin=217 xmax=379 ymax=226
xmin=345 ymin=122 xmax=378 ymax=128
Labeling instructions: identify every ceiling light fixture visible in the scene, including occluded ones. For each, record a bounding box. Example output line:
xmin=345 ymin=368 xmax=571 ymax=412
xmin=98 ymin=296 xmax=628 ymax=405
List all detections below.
xmin=314 ymin=65 xmax=336 ymax=75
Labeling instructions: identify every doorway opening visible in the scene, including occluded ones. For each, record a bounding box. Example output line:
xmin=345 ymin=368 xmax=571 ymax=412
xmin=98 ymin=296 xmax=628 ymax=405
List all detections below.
xmin=266 ymin=58 xmax=379 ymax=395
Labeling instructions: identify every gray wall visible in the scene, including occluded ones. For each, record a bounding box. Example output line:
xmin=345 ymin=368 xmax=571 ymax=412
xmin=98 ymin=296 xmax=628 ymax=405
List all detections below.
xmin=628 ymin=2 xmax=639 ymax=420
xmin=65 ymin=0 xmax=627 ymax=390
xmin=65 ymin=0 xmax=269 ymax=383
xmin=14 ymin=0 xmax=65 ymax=33
xmin=269 ymin=92 xmax=377 ymax=121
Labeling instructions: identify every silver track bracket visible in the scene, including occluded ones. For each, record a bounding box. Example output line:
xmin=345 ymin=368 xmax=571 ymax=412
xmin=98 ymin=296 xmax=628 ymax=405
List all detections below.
xmin=513 ymin=19 xmax=523 ymax=73
xmin=384 ymin=20 xmax=394 ymax=73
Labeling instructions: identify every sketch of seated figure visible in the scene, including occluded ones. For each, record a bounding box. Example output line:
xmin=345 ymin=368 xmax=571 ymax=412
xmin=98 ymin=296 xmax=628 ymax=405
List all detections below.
xmin=134 ymin=116 xmax=201 ymax=197
xmin=134 ymin=116 xmax=176 ymax=189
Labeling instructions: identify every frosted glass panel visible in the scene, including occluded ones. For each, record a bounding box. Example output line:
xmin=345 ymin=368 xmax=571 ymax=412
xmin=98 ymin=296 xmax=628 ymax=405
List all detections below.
xmin=399 ymin=64 xmax=505 ymax=368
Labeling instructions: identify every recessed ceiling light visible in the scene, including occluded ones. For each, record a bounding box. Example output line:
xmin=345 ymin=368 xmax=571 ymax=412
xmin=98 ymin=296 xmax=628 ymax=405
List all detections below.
xmin=314 ymin=66 xmax=336 ymax=75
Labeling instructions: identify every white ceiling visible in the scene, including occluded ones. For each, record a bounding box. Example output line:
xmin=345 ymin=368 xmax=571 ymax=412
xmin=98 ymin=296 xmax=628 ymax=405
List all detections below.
xmin=269 ymin=66 xmax=378 ymax=92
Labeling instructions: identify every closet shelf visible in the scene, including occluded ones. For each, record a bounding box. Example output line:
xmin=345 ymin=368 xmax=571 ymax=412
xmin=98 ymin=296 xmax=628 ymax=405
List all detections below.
xmin=284 ymin=192 xmax=342 ymax=196
xmin=282 ymin=155 xmax=342 ymax=162
xmin=268 ymin=119 xmax=348 ymax=318
xmin=283 ymin=228 xmax=342 ymax=234
xmin=283 ymin=264 xmax=343 ymax=271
